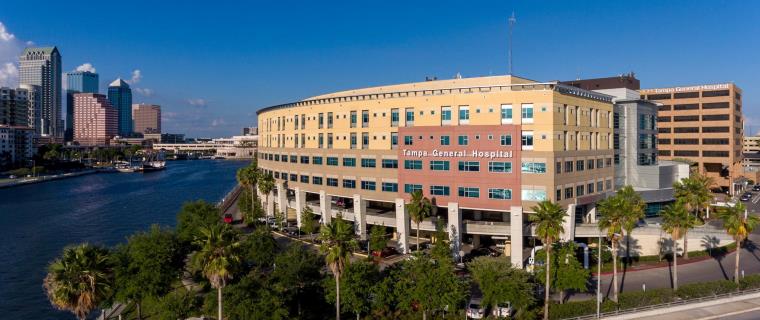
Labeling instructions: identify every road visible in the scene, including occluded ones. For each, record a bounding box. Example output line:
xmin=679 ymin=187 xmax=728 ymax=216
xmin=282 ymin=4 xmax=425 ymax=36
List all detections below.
xmin=613 ymin=294 xmax=760 ymax=320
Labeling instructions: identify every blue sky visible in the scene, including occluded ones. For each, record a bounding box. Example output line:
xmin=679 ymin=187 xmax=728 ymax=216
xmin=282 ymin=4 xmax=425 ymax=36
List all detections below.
xmin=0 ymin=1 xmax=758 ymax=137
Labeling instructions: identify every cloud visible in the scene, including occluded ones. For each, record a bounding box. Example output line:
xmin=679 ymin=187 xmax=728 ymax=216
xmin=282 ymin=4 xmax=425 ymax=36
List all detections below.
xmin=134 ymin=87 xmax=154 ymax=97
xmin=0 ymin=22 xmax=15 ymax=42
xmin=211 ymin=118 xmax=226 ymax=127
xmin=0 ymin=21 xmax=25 ymax=87
xmin=74 ymin=63 xmax=96 ymax=73
xmin=187 ymin=98 xmax=207 ymax=107
xmin=126 ymin=69 xmax=142 ymax=85
xmin=0 ymin=62 xmax=18 ymax=86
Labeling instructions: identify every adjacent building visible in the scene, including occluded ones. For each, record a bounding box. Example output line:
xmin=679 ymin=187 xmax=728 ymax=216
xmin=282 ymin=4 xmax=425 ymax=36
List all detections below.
xmin=65 ymin=71 xmax=99 ymax=141
xmin=131 ymin=103 xmax=161 ymax=134
xmin=243 ymin=126 xmax=258 ymax=136
xmin=0 ymin=87 xmax=34 ymax=166
xmin=641 ymin=83 xmax=743 ymax=192
xmin=73 ymin=93 xmax=118 ymax=146
xmin=19 ymin=47 xmax=62 ymax=138
xmin=107 ymin=78 xmax=133 ymax=137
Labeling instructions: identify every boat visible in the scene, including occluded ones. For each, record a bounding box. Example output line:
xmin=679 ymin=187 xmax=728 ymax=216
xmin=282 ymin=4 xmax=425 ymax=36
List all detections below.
xmin=115 ymin=161 xmax=142 ymax=173
xmin=141 ymin=151 xmax=167 ymax=172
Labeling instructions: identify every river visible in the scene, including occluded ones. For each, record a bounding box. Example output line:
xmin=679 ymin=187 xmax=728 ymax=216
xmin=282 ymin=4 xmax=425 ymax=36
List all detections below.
xmin=0 ymin=159 xmax=248 ymax=319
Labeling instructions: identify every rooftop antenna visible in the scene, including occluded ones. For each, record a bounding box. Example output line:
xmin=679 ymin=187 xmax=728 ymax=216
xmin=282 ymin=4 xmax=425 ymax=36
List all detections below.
xmin=508 ymin=11 xmax=516 ymax=75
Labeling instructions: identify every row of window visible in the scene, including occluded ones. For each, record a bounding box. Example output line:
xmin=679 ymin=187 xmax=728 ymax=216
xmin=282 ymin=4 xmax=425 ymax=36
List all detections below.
xmin=555 ymin=158 xmax=612 ymax=174
xmin=657 ymin=114 xmax=731 ymax=122
xmin=260 ymin=153 xmax=401 ymax=168
xmin=556 ymin=179 xmax=613 ymax=201
xmin=657 ymin=126 xmax=730 ymax=133
xmin=658 ymin=138 xmax=730 ymax=145
xmin=658 ymin=150 xmax=731 ymax=158
xmin=644 ymin=90 xmax=730 ymax=101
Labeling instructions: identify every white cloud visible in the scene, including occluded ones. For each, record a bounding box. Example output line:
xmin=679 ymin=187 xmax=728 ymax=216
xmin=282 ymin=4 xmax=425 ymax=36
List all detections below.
xmin=211 ymin=118 xmax=226 ymax=127
xmin=74 ymin=63 xmax=96 ymax=73
xmin=134 ymin=87 xmax=154 ymax=97
xmin=126 ymin=69 xmax=142 ymax=85
xmin=0 ymin=21 xmax=25 ymax=87
xmin=187 ymin=98 xmax=207 ymax=107
xmin=0 ymin=62 xmax=18 ymax=86
xmin=0 ymin=22 xmax=15 ymax=42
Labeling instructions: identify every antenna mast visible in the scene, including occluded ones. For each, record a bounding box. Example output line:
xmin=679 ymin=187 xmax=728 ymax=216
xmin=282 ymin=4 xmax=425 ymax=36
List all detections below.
xmin=508 ymin=11 xmax=516 ymax=75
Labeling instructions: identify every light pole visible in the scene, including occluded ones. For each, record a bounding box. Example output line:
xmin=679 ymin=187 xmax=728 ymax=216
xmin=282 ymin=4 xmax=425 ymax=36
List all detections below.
xmin=596 ymin=229 xmax=602 ymax=318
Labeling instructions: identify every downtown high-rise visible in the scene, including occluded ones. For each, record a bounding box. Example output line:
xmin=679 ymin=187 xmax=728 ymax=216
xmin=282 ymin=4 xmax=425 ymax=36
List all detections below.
xmin=108 ymin=78 xmax=132 ymax=137
xmin=131 ymin=103 xmax=161 ymax=134
xmin=19 ymin=47 xmax=62 ymax=138
xmin=64 ymin=71 xmax=99 ymax=141
xmin=73 ymin=93 xmax=118 ymax=146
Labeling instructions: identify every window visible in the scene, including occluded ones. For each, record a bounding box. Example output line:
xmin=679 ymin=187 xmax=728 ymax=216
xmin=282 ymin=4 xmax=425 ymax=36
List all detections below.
xmin=404 ymin=184 xmax=422 ymax=193
xmin=350 ymin=133 xmax=357 ymax=149
xmin=587 ymin=183 xmax=594 ymax=194
xmin=501 ymin=104 xmax=513 ymax=124
xmin=350 ymin=111 xmax=357 ymax=128
xmin=674 ymin=115 xmax=699 ymax=122
xmin=658 ymin=127 xmax=672 ymax=133
xmin=327 ymin=157 xmax=339 ymax=166
xmin=674 ymin=138 xmax=698 ymax=145
xmin=439 ymin=135 xmax=451 ymax=146
xmin=458 ymin=105 xmax=470 ymax=124
xmin=703 ymin=138 xmax=729 ymax=145
xmin=361 ymin=158 xmax=376 ymax=168
xmin=597 ymin=181 xmax=604 ymax=192
xmin=441 ymin=106 xmax=452 ymax=125
xmin=327 ymin=112 xmax=333 ymax=128
xmin=658 ymin=105 xmax=672 ymax=111
xmin=391 ymin=132 xmax=398 ymax=148
xmin=362 ymin=110 xmax=369 ymax=128
xmin=289 ymin=174 xmax=297 ymax=182
xmin=382 ymin=159 xmax=398 ymax=168
xmin=703 ymin=102 xmax=729 ymax=109
xmin=647 ymin=93 xmax=672 ymax=100
xmin=500 ymin=134 xmax=512 ymax=146
xmin=313 ymin=156 xmax=323 ymax=165
xmin=405 ymin=108 xmax=415 ymax=126
xmin=300 ymin=114 xmax=305 ymax=129
xmin=312 ymin=176 xmax=323 ymax=185
xmin=318 ymin=113 xmax=324 ymax=128
xmin=290 ymin=155 xmax=297 ymax=163
xmin=521 ymin=103 xmax=534 ymax=123
xmin=702 ymin=114 xmax=729 ymax=121
xmin=404 ymin=160 xmax=423 ymax=170
xmin=703 ymin=126 xmax=729 ymax=133
xmin=702 ymin=90 xmax=729 ymax=97
xmin=327 ymin=133 xmax=333 ymax=148
xmin=703 ymin=150 xmax=729 ymax=157
xmin=674 ymin=127 xmax=699 ymax=133
xmin=362 ymin=132 xmax=369 ymax=149
xmin=674 ymin=92 xmax=699 ymax=99
xmin=382 ymin=182 xmax=398 ymax=192
xmin=488 ymin=161 xmax=512 ymax=173
xmin=343 ymin=157 xmax=356 ymax=167
xmin=521 ymin=131 xmax=534 ymax=150
xmin=343 ymin=179 xmax=356 ymax=189
xmin=327 ymin=178 xmax=338 ymax=187
xmin=300 ymin=175 xmax=309 ymax=183
xmin=674 ymin=150 xmax=699 ymax=157
xmin=458 ymin=161 xmax=480 ymax=172
xmin=657 ymin=116 xmax=671 ymax=122
xmin=361 ymin=181 xmax=376 ymax=190
xmin=521 ymin=162 xmax=547 ymax=173
xmin=556 ymin=189 xmax=562 ymax=201
xmin=300 ymin=156 xmax=309 ymax=164
xmin=429 ymin=160 xmax=450 ymax=171
xmin=521 ymin=189 xmax=547 ymax=201
xmin=576 ymin=160 xmax=585 ymax=171
xmin=596 ymin=158 xmax=604 ymax=169
xmin=318 ymin=133 xmax=324 ymax=148
xmin=587 ymin=159 xmax=595 ymax=170
xmin=430 ymin=185 xmax=450 ymax=196
xmin=458 ymin=187 xmax=479 ymax=198
xmin=674 ymin=103 xmax=699 ymax=110
xmin=458 ymin=135 xmax=469 ymax=145
xmin=404 ymin=135 xmax=413 ymax=145
xmin=564 ymin=161 xmax=573 ymax=173
xmin=576 ymin=185 xmax=585 ymax=197
xmin=565 ymin=187 xmax=573 ymax=199
xmin=391 ymin=108 xmax=399 ymax=127
xmin=488 ymin=188 xmax=512 ymax=200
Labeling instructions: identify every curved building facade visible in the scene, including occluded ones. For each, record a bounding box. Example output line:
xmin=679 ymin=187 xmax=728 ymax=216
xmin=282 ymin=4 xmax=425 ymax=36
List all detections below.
xmin=257 ymin=75 xmax=615 ymax=266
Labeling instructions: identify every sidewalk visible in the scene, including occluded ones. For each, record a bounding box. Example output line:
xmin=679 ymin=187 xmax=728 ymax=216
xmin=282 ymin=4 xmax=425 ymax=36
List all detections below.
xmin=604 ymin=290 xmax=760 ymax=320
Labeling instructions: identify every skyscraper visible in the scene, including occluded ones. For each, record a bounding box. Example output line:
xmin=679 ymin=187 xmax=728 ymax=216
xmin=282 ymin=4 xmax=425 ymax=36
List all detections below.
xmin=64 ymin=71 xmax=99 ymax=141
xmin=73 ymin=93 xmax=118 ymax=146
xmin=107 ymin=78 xmax=132 ymax=137
xmin=131 ymin=103 xmax=161 ymax=134
xmin=19 ymin=47 xmax=62 ymax=138
xmin=19 ymin=84 xmax=41 ymax=133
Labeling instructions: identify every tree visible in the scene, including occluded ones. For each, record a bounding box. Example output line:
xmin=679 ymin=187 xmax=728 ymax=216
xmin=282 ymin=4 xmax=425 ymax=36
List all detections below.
xmin=191 ymin=224 xmax=243 ymax=320
xmin=155 ymin=288 xmax=201 ymax=320
xmin=660 ymin=199 xmax=694 ymax=290
xmin=529 ymin=200 xmax=565 ymax=320
xmin=536 ymin=242 xmax=589 ymax=303
xmin=176 ymin=200 xmax=221 ymax=246
xmin=239 ymin=188 xmax=264 ymax=225
xmin=393 ymin=253 xmax=467 ymax=320
xmin=407 ymin=190 xmax=433 ymax=252
xmin=430 ymin=219 xmax=452 ymax=262
xmin=718 ymin=202 xmax=760 ymax=284
xmin=113 ymin=225 xmax=183 ymax=319
xmin=258 ymin=172 xmax=275 ymax=216
xmin=369 ymin=224 xmax=387 ymax=255
xmin=273 ymin=243 xmax=326 ymax=319
xmin=236 ymin=164 xmax=259 ymax=223
xmin=319 ymin=215 xmax=358 ymax=320
xmin=597 ymin=194 xmax=626 ymax=303
xmin=43 ymin=244 xmax=113 ymax=320
xmin=673 ymin=173 xmax=713 ymax=259
xmin=243 ymin=225 xmax=278 ymax=269
xmin=325 ymin=260 xmax=380 ymax=320
xmin=468 ymin=256 xmax=535 ymax=317
xmin=214 ymin=270 xmax=289 ymax=320
xmin=617 ymin=186 xmax=646 ymax=260
xmin=301 ymin=206 xmax=319 ymax=242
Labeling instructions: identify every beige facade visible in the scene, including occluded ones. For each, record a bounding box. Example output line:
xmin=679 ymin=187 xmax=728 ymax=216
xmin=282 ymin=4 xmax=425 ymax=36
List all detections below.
xmin=131 ymin=103 xmax=161 ymax=134
xmin=641 ymin=83 xmax=743 ymax=190
xmin=73 ymin=93 xmax=118 ymax=146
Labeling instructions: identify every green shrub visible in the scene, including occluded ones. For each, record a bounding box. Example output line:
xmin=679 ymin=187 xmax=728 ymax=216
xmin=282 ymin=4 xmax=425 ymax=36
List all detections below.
xmin=739 ymin=274 xmax=760 ymax=290
xmin=676 ymin=280 xmax=738 ymax=299
xmin=7 ymin=168 xmax=30 ymax=176
xmin=617 ymin=288 xmax=675 ymax=309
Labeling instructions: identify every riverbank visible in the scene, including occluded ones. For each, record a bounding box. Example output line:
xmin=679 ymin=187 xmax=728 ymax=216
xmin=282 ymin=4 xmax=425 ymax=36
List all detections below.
xmin=0 ymin=169 xmax=111 ymax=189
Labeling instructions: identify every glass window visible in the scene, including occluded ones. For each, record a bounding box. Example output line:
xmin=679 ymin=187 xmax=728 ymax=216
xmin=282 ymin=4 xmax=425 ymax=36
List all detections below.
xmin=501 ymin=104 xmax=513 ymax=123
xmin=343 ymin=157 xmax=356 ymax=167
xmin=391 ymin=132 xmax=398 ymax=148
xmin=576 ymin=160 xmax=584 ymax=171
xmin=312 ymin=176 xmax=323 ymax=185
xmin=290 ymin=155 xmax=297 ymax=163
xmin=327 ymin=112 xmax=333 ymax=128
xmin=521 ymin=103 xmax=534 ymax=123
xmin=458 ymin=135 xmax=469 ymax=145
xmin=391 ymin=108 xmax=399 ymax=127
xmin=361 ymin=181 xmax=376 ymax=190
xmin=521 ymin=131 xmax=533 ymax=150
xmin=587 ymin=183 xmax=594 ymax=194
xmin=343 ymin=179 xmax=356 ymax=189
xmin=440 ymin=135 xmax=450 ymax=145
xmin=327 ymin=178 xmax=338 ymax=187
xmin=313 ymin=156 xmax=323 ymax=165
xmin=576 ymin=185 xmax=585 ymax=197
xmin=382 ymin=159 xmax=398 ymax=168
xmin=565 ymin=187 xmax=573 ymax=199
xmin=430 ymin=185 xmax=450 ymax=196
xmin=488 ymin=161 xmax=512 ymax=173
xmin=404 ymin=160 xmax=423 ymax=170
xmin=289 ymin=174 xmax=297 ymax=182
xmin=318 ymin=133 xmax=324 ymax=148
xmin=500 ymin=134 xmax=512 ymax=146
xmin=458 ymin=187 xmax=479 ymax=198
xmin=362 ymin=132 xmax=369 ymax=149
xmin=327 ymin=133 xmax=333 ymax=148
xmin=458 ymin=106 xmax=470 ymax=124
xmin=327 ymin=157 xmax=339 ymax=166
xmin=382 ymin=182 xmax=398 ymax=192
xmin=300 ymin=156 xmax=309 ymax=164
xmin=404 ymin=184 xmax=422 ymax=193
xmin=441 ymin=106 xmax=452 ymax=124
xmin=404 ymin=136 xmax=413 ymax=145
xmin=350 ymin=133 xmax=357 ymax=149
xmin=362 ymin=110 xmax=369 ymax=128
xmin=361 ymin=158 xmax=376 ymax=168
xmin=318 ymin=113 xmax=324 ymax=128
xmin=522 ymin=189 xmax=547 ymax=201
xmin=405 ymin=108 xmax=415 ymax=126
xmin=300 ymin=175 xmax=309 ymax=183
xmin=458 ymin=161 xmax=480 ymax=172
xmin=488 ymin=188 xmax=512 ymax=200
xmin=521 ymin=162 xmax=547 ymax=173
xmin=350 ymin=111 xmax=357 ymax=128
xmin=430 ymin=160 xmax=450 ymax=171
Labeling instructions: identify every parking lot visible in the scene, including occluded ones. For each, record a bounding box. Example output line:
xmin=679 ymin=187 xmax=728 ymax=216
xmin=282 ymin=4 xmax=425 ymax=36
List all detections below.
xmin=737 ymin=185 xmax=760 ymax=214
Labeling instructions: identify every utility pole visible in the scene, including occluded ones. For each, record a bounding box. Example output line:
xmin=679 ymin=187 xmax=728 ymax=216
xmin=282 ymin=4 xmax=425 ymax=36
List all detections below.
xmin=508 ymin=11 xmax=516 ymax=75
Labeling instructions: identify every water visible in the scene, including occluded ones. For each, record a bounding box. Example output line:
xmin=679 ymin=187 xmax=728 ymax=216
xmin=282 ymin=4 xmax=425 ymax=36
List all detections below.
xmin=0 ymin=159 xmax=248 ymax=319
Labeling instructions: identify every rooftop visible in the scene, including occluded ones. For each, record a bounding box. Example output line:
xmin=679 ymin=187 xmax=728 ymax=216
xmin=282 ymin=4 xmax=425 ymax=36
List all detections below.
xmin=109 ymin=78 xmax=130 ymax=88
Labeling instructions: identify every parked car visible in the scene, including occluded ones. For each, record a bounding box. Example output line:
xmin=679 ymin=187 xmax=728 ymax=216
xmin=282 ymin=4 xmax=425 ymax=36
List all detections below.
xmin=372 ymin=246 xmax=398 ymax=258
xmin=8 ymin=175 xmax=17 ymax=179
xmin=753 ymin=185 xmax=760 ymax=192
xmin=466 ymin=298 xmax=486 ymax=319
xmin=285 ymin=227 xmax=299 ymax=237
xmin=741 ymin=193 xmax=752 ymax=202
xmin=492 ymin=302 xmax=512 ymax=318
xmin=223 ymin=213 xmax=233 ymax=224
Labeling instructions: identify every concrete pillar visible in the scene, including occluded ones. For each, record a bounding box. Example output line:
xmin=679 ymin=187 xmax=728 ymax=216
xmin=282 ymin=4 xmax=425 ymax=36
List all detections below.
xmin=588 ymin=204 xmax=598 ymax=224
xmin=353 ymin=194 xmax=367 ymax=240
xmin=510 ymin=206 xmax=524 ymax=268
xmin=447 ymin=202 xmax=461 ymax=259
xmin=562 ymin=204 xmax=576 ymax=241
xmin=266 ymin=192 xmax=274 ymax=218
xmin=276 ymin=182 xmax=287 ymax=217
xmin=706 ymin=205 xmax=710 ymax=219
xmin=472 ymin=234 xmax=481 ymax=248
xmin=395 ymin=198 xmax=410 ymax=254
xmin=319 ymin=190 xmax=332 ymax=225
xmin=295 ymin=187 xmax=306 ymax=228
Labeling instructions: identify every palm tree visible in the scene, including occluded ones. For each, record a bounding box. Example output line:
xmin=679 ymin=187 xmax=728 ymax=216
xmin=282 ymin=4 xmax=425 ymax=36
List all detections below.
xmin=258 ymin=171 xmax=275 ymax=217
xmin=529 ymin=200 xmax=565 ymax=320
xmin=718 ymin=203 xmax=760 ymax=284
xmin=660 ymin=199 xmax=694 ymax=290
xmin=673 ymin=173 xmax=713 ymax=259
xmin=43 ymin=244 xmax=113 ymax=320
xmin=319 ymin=215 xmax=358 ymax=320
xmin=597 ymin=195 xmax=626 ymax=302
xmin=616 ymin=186 xmax=645 ymax=261
xmin=407 ymin=190 xmax=433 ymax=252
xmin=236 ymin=164 xmax=259 ymax=221
xmin=192 ymin=224 xmax=242 ymax=320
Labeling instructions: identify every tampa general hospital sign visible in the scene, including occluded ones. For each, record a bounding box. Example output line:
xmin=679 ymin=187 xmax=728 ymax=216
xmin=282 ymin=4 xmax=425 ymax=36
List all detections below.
xmin=402 ymin=149 xmax=514 ymax=159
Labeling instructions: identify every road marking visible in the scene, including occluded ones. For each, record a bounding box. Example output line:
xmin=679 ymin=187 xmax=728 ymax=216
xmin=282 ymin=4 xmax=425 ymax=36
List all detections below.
xmin=753 ymin=193 xmax=760 ymax=204
xmin=697 ymin=305 xmax=760 ymax=319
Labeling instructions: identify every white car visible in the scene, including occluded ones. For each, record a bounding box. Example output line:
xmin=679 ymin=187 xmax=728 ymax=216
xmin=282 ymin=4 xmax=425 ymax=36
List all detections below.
xmin=492 ymin=302 xmax=512 ymax=318
xmin=466 ymin=298 xmax=486 ymax=319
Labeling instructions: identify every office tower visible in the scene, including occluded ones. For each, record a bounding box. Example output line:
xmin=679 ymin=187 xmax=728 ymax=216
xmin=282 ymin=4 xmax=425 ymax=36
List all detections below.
xmin=131 ymin=103 xmax=161 ymax=134
xmin=19 ymin=84 xmax=41 ymax=133
xmin=64 ymin=71 xmax=99 ymax=141
xmin=73 ymin=93 xmax=118 ymax=146
xmin=107 ymin=78 xmax=132 ymax=136
xmin=641 ymin=83 xmax=743 ymax=191
xmin=0 ymin=87 xmax=34 ymax=165
xmin=18 ymin=47 xmax=62 ymax=137
xmin=0 ymin=87 xmax=29 ymax=126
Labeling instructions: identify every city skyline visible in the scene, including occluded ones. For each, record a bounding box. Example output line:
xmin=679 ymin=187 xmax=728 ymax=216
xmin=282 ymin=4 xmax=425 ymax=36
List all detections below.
xmin=0 ymin=1 xmax=758 ymax=138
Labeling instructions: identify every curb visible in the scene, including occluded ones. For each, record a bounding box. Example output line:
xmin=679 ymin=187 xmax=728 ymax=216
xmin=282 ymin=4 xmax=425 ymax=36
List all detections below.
xmin=592 ymin=247 xmax=738 ymax=276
